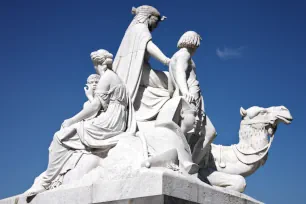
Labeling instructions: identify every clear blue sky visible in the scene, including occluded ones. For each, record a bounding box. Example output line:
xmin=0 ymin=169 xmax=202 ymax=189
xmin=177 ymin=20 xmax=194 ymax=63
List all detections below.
xmin=0 ymin=0 xmax=305 ymax=203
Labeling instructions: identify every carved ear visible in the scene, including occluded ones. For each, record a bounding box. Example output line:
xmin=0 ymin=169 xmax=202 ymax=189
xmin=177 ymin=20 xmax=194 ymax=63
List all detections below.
xmin=240 ymin=107 xmax=247 ymax=117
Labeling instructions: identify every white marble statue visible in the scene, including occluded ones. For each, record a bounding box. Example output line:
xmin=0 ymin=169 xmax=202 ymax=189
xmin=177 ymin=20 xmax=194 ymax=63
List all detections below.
xmin=199 ymin=106 xmax=292 ymax=192
xmin=25 ymin=49 xmax=136 ymax=196
xmin=25 ymin=74 xmax=106 ymax=191
xmin=139 ymin=97 xmax=199 ymax=174
xmin=112 ymin=5 xmax=172 ymax=124
xmin=18 ymin=5 xmax=294 ymax=200
xmin=169 ymin=31 xmax=217 ymax=166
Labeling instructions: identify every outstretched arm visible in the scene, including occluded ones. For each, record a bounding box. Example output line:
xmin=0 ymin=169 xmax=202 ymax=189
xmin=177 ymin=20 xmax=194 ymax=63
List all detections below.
xmin=146 ymin=40 xmax=170 ymax=66
xmin=62 ymin=98 xmax=101 ymax=127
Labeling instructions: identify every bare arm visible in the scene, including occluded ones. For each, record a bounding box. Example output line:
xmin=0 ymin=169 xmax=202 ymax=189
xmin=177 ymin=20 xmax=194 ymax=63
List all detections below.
xmin=174 ymin=52 xmax=190 ymax=95
xmin=146 ymin=40 xmax=170 ymax=65
xmin=70 ymin=98 xmax=102 ymax=123
xmin=86 ymin=95 xmax=94 ymax=102
xmin=62 ymin=71 xmax=111 ymax=127
xmin=83 ymin=101 xmax=89 ymax=109
xmin=174 ymin=52 xmax=195 ymax=103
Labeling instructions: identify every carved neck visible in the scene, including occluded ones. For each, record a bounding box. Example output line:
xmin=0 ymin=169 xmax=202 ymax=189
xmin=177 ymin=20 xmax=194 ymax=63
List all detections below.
xmin=238 ymin=124 xmax=269 ymax=152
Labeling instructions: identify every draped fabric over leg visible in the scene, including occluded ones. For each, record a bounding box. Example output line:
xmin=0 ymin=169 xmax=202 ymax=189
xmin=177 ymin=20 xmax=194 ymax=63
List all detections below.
xmin=41 ymin=127 xmax=85 ymax=187
xmin=38 ymin=83 xmax=134 ymax=188
xmin=134 ymin=63 xmax=170 ymax=122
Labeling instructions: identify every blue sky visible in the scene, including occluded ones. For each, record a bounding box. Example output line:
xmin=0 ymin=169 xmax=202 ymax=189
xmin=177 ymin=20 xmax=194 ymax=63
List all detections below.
xmin=0 ymin=0 xmax=305 ymax=203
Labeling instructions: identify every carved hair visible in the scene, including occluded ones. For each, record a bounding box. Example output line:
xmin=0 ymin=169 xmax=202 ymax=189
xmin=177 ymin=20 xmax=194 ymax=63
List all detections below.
xmin=130 ymin=5 xmax=166 ymax=26
xmin=177 ymin=31 xmax=202 ymax=49
xmin=87 ymin=74 xmax=100 ymax=83
xmin=90 ymin=49 xmax=113 ymax=68
xmin=181 ymin=102 xmax=197 ymax=115
xmin=132 ymin=5 xmax=160 ymax=17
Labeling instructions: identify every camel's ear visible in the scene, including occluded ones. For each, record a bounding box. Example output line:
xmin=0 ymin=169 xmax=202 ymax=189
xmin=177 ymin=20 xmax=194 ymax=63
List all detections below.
xmin=240 ymin=107 xmax=247 ymax=117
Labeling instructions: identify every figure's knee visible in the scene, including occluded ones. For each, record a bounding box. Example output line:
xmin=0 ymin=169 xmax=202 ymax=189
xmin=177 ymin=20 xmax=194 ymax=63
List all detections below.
xmin=230 ymin=175 xmax=246 ymax=193
xmin=53 ymin=131 xmax=59 ymax=141
xmin=205 ymin=116 xmax=217 ymax=140
xmin=48 ymin=132 xmax=59 ymax=152
xmin=205 ymin=126 xmax=217 ymax=142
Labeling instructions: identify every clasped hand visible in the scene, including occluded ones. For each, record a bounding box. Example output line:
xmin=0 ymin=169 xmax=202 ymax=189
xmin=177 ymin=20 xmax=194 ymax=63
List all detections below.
xmin=184 ymin=93 xmax=195 ymax=103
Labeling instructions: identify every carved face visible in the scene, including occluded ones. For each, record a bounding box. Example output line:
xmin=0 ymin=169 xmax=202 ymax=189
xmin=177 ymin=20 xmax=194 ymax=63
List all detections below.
xmin=148 ymin=16 xmax=160 ymax=31
xmin=240 ymin=106 xmax=293 ymax=127
xmin=87 ymin=78 xmax=99 ymax=91
xmin=180 ymin=110 xmax=197 ymax=133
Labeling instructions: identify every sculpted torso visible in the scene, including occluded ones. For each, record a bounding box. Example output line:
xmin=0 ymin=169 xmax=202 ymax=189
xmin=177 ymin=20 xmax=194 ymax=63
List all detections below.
xmin=170 ymin=49 xmax=200 ymax=100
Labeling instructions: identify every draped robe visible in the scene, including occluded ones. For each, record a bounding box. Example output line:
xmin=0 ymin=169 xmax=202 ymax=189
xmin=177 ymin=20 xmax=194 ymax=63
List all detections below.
xmin=113 ymin=23 xmax=170 ymax=123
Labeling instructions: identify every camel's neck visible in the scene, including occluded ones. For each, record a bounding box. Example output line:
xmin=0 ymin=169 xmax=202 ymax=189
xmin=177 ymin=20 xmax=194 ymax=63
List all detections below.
xmin=238 ymin=124 xmax=269 ymax=152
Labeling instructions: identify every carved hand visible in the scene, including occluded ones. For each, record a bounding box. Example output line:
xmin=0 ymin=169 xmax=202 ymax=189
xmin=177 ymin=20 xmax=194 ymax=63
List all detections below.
xmin=184 ymin=93 xmax=195 ymax=104
xmin=84 ymin=84 xmax=94 ymax=99
xmin=164 ymin=57 xmax=171 ymax=66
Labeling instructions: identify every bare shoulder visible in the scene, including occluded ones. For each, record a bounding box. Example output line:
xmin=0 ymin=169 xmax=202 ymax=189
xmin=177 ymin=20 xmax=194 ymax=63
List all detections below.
xmin=108 ymin=70 xmax=123 ymax=84
xmin=173 ymin=49 xmax=191 ymax=61
xmin=96 ymin=71 xmax=112 ymax=91
xmin=170 ymin=49 xmax=191 ymax=72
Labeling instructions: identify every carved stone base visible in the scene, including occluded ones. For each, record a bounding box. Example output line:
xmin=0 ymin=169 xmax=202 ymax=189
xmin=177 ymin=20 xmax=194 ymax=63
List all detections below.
xmin=0 ymin=169 xmax=262 ymax=204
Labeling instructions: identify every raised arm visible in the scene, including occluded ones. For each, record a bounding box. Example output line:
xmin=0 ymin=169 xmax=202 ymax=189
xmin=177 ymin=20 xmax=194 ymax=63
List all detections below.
xmin=84 ymin=85 xmax=94 ymax=102
xmin=146 ymin=40 xmax=170 ymax=66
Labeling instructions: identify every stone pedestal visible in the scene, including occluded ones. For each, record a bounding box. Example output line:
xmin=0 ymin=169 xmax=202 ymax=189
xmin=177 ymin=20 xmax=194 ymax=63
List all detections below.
xmin=0 ymin=169 xmax=262 ymax=204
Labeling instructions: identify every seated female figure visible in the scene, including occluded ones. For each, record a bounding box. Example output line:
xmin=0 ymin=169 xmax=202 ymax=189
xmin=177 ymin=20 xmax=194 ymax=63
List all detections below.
xmin=25 ymin=49 xmax=135 ymax=196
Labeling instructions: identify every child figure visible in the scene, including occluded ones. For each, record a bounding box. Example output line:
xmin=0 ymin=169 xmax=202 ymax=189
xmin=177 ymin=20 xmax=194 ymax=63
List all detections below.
xmin=169 ymin=31 xmax=217 ymax=166
xmin=83 ymin=74 xmax=101 ymax=119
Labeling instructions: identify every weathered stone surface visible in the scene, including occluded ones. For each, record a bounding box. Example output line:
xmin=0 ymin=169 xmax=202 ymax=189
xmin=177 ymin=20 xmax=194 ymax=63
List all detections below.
xmin=0 ymin=169 xmax=262 ymax=204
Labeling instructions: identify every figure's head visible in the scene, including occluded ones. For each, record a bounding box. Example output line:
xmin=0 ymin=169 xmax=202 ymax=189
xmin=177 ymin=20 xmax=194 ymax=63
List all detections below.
xmin=90 ymin=49 xmax=113 ymax=75
xmin=131 ymin=5 xmax=166 ymax=32
xmin=87 ymin=74 xmax=100 ymax=91
xmin=180 ymin=100 xmax=197 ymax=134
xmin=177 ymin=31 xmax=202 ymax=56
xmin=155 ymin=97 xmax=197 ymax=135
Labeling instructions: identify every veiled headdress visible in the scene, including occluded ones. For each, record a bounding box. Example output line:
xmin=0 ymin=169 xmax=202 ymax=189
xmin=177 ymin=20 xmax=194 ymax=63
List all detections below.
xmin=131 ymin=5 xmax=166 ymax=23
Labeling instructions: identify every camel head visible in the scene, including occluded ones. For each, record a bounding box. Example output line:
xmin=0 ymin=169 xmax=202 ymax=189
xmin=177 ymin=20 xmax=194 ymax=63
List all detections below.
xmin=240 ymin=106 xmax=293 ymax=135
xmin=234 ymin=105 xmax=293 ymax=167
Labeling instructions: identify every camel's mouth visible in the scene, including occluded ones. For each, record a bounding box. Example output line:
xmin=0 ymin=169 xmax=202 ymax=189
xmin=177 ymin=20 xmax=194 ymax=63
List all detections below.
xmin=276 ymin=115 xmax=293 ymax=124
